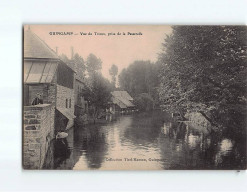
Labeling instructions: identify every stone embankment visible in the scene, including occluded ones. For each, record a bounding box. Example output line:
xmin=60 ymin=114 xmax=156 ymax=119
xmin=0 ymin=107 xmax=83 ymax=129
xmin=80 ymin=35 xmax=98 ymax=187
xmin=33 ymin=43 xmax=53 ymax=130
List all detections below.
xmin=23 ymin=104 xmax=55 ymax=169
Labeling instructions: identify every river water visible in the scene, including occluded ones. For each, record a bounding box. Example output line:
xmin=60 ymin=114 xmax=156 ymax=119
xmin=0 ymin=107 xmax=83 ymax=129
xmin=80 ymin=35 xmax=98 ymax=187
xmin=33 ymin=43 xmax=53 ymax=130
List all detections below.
xmin=43 ymin=111 xmax=246 ymax=170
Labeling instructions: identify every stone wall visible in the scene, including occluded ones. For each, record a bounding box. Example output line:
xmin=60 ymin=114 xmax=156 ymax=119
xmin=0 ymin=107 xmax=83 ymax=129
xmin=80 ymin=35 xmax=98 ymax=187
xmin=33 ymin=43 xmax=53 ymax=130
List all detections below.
xmin=56 ymin=84 xmax=74 ymax=115
xmin=23 ymin=104 xmax=55 ymax=169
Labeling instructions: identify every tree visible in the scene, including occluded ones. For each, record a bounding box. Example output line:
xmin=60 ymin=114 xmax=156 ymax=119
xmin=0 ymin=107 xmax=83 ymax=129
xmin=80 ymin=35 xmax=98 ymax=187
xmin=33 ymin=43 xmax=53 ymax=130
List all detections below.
xmin=83 ymin=73 xmax=112 ymax=124
xmin=158 ymin=26 xmax=247 ymax=129
xmin=73 ymin=53 xmax=86 ymax=79
xmin=118 ymin=60 xmax=161 ymax=106
xmin=118 ymin=68 xmax=129 ymax=91
xmin=134 ymin=93 xmax=154 ymax=112
xmin=83 ymin=54 xmax=111 ymax=123
xmin=109 ymin=64 xmax=118 ymax=88
xmin=86 ymin=53 xmax=102 ymax=76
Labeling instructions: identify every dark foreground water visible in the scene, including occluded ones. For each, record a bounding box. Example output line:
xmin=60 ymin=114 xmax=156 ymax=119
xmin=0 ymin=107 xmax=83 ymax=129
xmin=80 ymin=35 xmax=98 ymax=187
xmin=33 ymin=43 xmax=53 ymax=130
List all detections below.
xmin=43 ymin=111 xmax=246 ymax=170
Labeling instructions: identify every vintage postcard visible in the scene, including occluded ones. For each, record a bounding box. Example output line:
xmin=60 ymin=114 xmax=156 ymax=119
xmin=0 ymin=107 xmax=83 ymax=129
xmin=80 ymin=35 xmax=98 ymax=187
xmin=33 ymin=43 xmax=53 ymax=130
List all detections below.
xmin=23 ymin=25 xmax=247 ymax=170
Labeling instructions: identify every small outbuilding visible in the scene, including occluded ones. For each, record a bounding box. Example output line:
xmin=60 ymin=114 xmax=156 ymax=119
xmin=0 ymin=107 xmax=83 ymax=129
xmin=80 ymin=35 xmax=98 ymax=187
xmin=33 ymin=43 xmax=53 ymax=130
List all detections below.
xmin=108 ymin=91 xmax=135 ymax=114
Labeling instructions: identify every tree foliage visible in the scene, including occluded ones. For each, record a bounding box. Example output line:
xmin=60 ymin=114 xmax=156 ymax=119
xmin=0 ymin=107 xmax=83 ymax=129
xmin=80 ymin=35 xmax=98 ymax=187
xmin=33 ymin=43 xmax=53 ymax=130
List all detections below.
xmin=118 ymin=60 xmax=160 ymax=106
xmin=134 ymin=93 xmax=154 ymax=112
xmin=73 ymin=53 xmax=86 ymax=79
xmin=109 ymin=64 xmax=118 ymax=88
xmin=83 ymin=72 xmax=112 ymax=123
xmin=158 ymin=26 xmax=247 ymax=128
xmin=83 ymin=53 xmax=112 ymax=123
xmin=86 ymin=53 xmax=102 ymax=76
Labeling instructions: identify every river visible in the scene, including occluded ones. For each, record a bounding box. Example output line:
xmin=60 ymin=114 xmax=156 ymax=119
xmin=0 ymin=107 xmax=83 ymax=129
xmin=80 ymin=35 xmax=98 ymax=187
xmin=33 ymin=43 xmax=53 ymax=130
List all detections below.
xmin=43 ymin=111 xmax=246 ymax=170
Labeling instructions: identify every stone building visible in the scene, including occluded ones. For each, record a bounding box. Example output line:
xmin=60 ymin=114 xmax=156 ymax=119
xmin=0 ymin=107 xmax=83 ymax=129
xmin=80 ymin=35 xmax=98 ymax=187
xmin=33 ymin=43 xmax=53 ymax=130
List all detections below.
xmin=23 ymin=28 xmax=75 ymax=169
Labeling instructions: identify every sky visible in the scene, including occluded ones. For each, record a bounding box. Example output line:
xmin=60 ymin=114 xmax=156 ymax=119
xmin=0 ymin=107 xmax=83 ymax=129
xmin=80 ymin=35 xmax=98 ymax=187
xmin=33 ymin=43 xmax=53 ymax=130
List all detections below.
xmin=26 ymin=25 xmax=172 ymax=80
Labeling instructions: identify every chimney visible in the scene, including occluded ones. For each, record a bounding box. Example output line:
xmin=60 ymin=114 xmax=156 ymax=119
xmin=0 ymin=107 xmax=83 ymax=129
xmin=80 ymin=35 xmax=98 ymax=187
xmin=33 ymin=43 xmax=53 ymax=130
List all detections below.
xmin=71 ymin=47 xmax=74 ymax=60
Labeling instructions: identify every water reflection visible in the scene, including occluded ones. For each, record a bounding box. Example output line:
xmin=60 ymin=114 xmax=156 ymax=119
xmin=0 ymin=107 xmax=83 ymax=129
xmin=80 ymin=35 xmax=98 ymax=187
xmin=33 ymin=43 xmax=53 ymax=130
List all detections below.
xmin=215 ymin=139 xmax=234 ymax=165
xmin=43 ymin=111 xmax=246 ymax=170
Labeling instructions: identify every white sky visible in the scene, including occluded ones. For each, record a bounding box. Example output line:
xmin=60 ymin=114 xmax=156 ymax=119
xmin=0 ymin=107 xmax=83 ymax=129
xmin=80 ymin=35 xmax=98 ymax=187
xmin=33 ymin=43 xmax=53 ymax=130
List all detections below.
xmin=26 ymin=25 xmax=172 ymax=80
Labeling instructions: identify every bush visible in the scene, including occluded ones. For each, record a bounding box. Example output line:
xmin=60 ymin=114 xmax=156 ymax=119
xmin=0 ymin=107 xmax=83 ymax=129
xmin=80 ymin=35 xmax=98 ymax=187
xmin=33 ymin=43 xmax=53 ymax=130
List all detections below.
xmin=134 ymin=93 xmax=154 ymax=112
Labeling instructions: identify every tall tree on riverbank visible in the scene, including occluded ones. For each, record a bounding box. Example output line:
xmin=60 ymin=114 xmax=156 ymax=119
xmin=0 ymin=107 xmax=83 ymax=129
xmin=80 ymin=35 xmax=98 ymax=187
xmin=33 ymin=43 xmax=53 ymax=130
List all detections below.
xmin=84 ymin=53 xmax=111 ymax=123
xmin=118 ymin=60 xmax=160 ymax=98
xmin=86 ymin=53 xmax=102 ymax=76
xmin=158 ymin=26 xmax=247 ymax=129
xmin=109 ymin=64 xmax=118 ymax=88
xmin=83 ymin=73 xmax=112 ymax=123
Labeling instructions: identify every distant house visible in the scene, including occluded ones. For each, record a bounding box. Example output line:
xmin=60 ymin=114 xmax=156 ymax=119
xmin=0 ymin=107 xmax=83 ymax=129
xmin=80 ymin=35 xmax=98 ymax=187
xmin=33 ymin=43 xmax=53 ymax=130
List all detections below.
xmin=108 ymin=91 xmax=135 ymax=114
xmin=23 ymin=28 xmax=75 ymax=131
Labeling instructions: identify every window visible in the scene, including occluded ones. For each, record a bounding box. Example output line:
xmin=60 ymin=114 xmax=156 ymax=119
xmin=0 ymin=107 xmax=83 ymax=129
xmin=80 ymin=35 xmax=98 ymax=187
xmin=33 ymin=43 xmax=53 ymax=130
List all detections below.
xmin=69 ymin=99 xmax=71 ymax=108
xmin=26 ymin=62 xmax=45 ymax=83
xmin=66 ymin=99 xmax=68 ymax=108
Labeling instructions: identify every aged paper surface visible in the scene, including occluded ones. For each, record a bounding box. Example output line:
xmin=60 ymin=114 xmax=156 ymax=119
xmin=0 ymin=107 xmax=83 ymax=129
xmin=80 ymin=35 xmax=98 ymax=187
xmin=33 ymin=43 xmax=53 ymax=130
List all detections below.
xmin=23 ymin=25 xmax=247 ymax=170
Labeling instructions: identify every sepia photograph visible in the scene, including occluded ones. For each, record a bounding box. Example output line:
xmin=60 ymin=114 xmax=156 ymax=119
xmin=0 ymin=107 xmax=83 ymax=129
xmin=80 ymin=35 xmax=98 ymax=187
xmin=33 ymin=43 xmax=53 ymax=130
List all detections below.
xmin=23 ymin=25 xmax=247 ymax=170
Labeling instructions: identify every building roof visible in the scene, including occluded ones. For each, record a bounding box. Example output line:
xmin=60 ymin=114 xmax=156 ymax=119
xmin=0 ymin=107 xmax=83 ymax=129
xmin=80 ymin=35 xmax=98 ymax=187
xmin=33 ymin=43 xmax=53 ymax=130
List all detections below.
xmin=24 ymin=29 xmax=58 ymax=59
xmin=117 ymin=96 xmax=135 ymax=107
xmin=56 ymin=107 xmax=76 ymax=120
xmin=23 ymin=29 xmax=74 ymax=84
xmin=111 ymin=91 xmax=134 ymax=101
xmin=111 ymin=91 xmax=135 ymax=108
xmin=112 ymin=97 xmax=127 ymax=109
